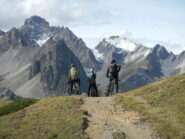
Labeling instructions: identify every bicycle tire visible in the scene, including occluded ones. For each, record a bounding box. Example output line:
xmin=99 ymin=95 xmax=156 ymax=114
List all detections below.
xmin=110 ymin=79 xmax=115 ymax=96
xmin=89 ymin=87 xmax=96 ymax=97
xmin=74 ymin=83 xmax=81 ymax=95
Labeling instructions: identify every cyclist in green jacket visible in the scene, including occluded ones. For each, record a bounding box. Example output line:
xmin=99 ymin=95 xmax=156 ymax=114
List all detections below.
xmin=68 ymin=64 xmax=80 ymax=94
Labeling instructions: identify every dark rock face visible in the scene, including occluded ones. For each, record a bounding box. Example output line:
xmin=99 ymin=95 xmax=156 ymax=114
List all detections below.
xmin=0 ymin=88 xmax=21 ymax=100
xmin=29 ymin=38 xmax=87 ymax=96
xmin=55 ymin=27 xmax=101 ymax=70
xmin=28 ymin=60 xmax=41 ymax=79
xmin=24 ymin=15 xmax=49 ymax=27
xmin=0 ymin=30 xmax=5 ymax=36
xmin=21 ymin=16 xmax=51 ymax=41
xmin=0 ymin=28 xmax=37 ymax=55
xmin=146 ymin=45 xmax=169 ymax=78
xmin=150 ymin=44 xmax=170 ymax=60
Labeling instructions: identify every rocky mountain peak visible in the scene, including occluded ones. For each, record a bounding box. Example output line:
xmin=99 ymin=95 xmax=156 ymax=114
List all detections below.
xmin=21 ymin=16 xmax=52 ymax=43
xmin=24 ymin=15 xmax=49 ymax=27
xmin=0 ymin=28 xmax=37 ymax=55
xmin=151 ymin=44 xmax=170 ymax=60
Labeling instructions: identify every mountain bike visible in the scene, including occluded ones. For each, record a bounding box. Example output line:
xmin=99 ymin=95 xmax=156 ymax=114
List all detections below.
xmin=72 ymin=82 xmax=81 ymax=95
xmin=109 ymin=78 xmax=115 ymax=95
xmin=67 ymin=81 xmax=81 ymax=95
xmin=104 ymin=78 xmax=115 ymax=97
xmin=89 ymin=86 xmax=97 ymax=97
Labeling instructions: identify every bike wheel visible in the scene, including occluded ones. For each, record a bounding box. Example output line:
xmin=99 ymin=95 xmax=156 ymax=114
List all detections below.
xmin=110 ymin=79 xmax=115 ymax=96
xmin=71 ymin=85 xmax=75 ymax=95
xmin=74 ymin=83 xmax=81 ymax=95
xmin=68 ymin=87 xmax=72 ymax=95
xmin=89 ymin=88 xmax=96 ymax=97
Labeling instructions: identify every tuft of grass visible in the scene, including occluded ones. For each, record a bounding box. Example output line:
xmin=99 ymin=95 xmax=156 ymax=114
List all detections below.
xmin=0 ymin=98 xmax=38 ymax=116
xmin=115 ymin=94 xmax=145 ymax=113
xmin=115 ymin=73 xmax=185 ymax=139
xmin=0 ymin=100 xmax=12 ymax=108
xmin=0 ymin=96 xmax=88 ymax=139
xmin=112 ymin=131 xmax=126 ymax=139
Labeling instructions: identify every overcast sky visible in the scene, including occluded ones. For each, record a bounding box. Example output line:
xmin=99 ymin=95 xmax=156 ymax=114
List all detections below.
xmin=0 ymin=0 xmax=185 ymax=54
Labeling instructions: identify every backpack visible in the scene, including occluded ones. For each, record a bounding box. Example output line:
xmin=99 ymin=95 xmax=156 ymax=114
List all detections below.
xmin=71 ymin=68 xmax=78 ymax=80
xmin=87 ymin=72 xmax=95 ymax=83
xmin=109 ymin=64 xmax=117 ymax=74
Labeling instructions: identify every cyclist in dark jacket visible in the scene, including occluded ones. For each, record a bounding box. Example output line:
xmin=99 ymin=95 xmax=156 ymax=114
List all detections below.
xmin=106 ymin=59 xmax=121 ymax=93
xmin=87 ymin=69 xmax=98 ymax=97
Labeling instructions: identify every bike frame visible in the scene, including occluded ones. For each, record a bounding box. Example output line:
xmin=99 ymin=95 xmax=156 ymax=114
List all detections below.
xmin=109 ymin=78 xmax=115 ymax=95
xmin=89 ymin=87 xmax=96 ymax=97
xmin=68 ymin=81 xmax=81 ymax=95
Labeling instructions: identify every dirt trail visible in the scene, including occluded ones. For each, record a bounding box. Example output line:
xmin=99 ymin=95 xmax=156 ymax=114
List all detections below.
xmin=82 ymin=97 xmax=158 ymax=139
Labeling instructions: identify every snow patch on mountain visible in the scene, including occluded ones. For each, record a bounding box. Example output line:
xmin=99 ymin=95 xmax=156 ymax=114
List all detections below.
xmin=176 ymin=60 xmax=185 ymax=73
xmin=106 ymin=36 xmax=137 ymax=52
xmin=34 ymin=34 xmax=51 ymax=46
xmin=125 ymin=47 xmax=152 ymax=63
xmin=36 ymin=37 xmax=50 ymax=46
xmin=93 ymin=49 xmax=104 ymax=62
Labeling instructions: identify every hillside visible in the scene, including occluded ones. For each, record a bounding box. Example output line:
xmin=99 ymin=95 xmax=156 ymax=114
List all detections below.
xmin=115 ymin=73 xmax=185 ymax=139
xmin=0 ymin=74 xmax=184 ymax=139
xmin=0 ymin=97 xmax=88 ymax=139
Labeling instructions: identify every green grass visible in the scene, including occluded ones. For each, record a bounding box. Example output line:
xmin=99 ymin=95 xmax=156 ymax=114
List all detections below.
xmin=115 ymin=73 xmax=185 ymax=139
xmin=0 ymin=98 xmax=38 ymax=116
xmin=0 ymin=96 xmax=88 ymax=139
xmin=115 ymin=95 xmax=145 ymax=113
xmin=0 ymin=100 xmax=12 ymax=108
xmin=112 ymin=131 xmax=126 ymax=139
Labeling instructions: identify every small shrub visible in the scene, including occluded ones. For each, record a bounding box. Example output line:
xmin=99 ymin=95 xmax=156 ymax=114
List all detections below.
xmin=112 ymin=131 xmax=126 ymax=139
xmin=0 ymin=98 xmax=38 ymax=116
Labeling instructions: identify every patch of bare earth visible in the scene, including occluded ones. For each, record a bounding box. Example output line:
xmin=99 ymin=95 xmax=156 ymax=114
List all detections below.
xmin=82 ymin=97 xmax=159 ymax=139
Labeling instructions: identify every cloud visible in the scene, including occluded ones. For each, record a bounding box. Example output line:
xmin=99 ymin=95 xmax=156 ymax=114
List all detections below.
xmin=0 ymin=0 xmax=111 ymax=30
xmin=0 ymin=0 xmax=184 ymax=54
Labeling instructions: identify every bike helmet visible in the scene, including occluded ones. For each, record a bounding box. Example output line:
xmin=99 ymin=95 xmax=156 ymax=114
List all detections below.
xmin=71 ymin=64 xmax=76 ymax=68
xmin=89 ymin=68 xmax=94 ymax=72
xmin=111 ymin=59 xmax=116 ymax=64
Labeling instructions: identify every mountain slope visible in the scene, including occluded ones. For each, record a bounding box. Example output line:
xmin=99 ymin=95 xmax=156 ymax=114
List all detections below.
xmin=115 ymin=73 xmax=185 ymax=139
xmin=0 ymin=37 xmax=87 ymax=98
xmin=25 ymin=38 xmax=87 ymax=97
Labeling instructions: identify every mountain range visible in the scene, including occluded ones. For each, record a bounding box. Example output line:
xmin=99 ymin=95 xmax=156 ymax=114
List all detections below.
xmin=0 ymin=15 xmax=185 ymax=99
xmin=0 ymin=16 xmax=92 ymax=98
xmin=93 ymin=35 xmax=185 ymax=93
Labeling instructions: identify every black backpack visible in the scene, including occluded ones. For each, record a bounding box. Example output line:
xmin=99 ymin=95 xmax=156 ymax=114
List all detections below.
xmin=109 ymin=64 xmax=117 ymax=74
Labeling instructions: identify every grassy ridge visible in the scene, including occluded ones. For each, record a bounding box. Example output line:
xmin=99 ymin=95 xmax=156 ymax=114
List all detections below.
xmin=0 ymin=100 xmax=12 ymax=108
xmin=0 ymin=96 xmax=88 ymax=139
xmin=115 ymin=74 xmax=185 ymax=139
xmin=0 ymin=98 xmax=38 ymax=116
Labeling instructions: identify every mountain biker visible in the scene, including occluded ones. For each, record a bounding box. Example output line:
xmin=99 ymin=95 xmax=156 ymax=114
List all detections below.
xmin=87 ymin=68 xmax=98 ymax=97
xmin=68 ymin=64 xmax=80 ymax=94
xmin=106 ymin=59 xmax=121 ymax=93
